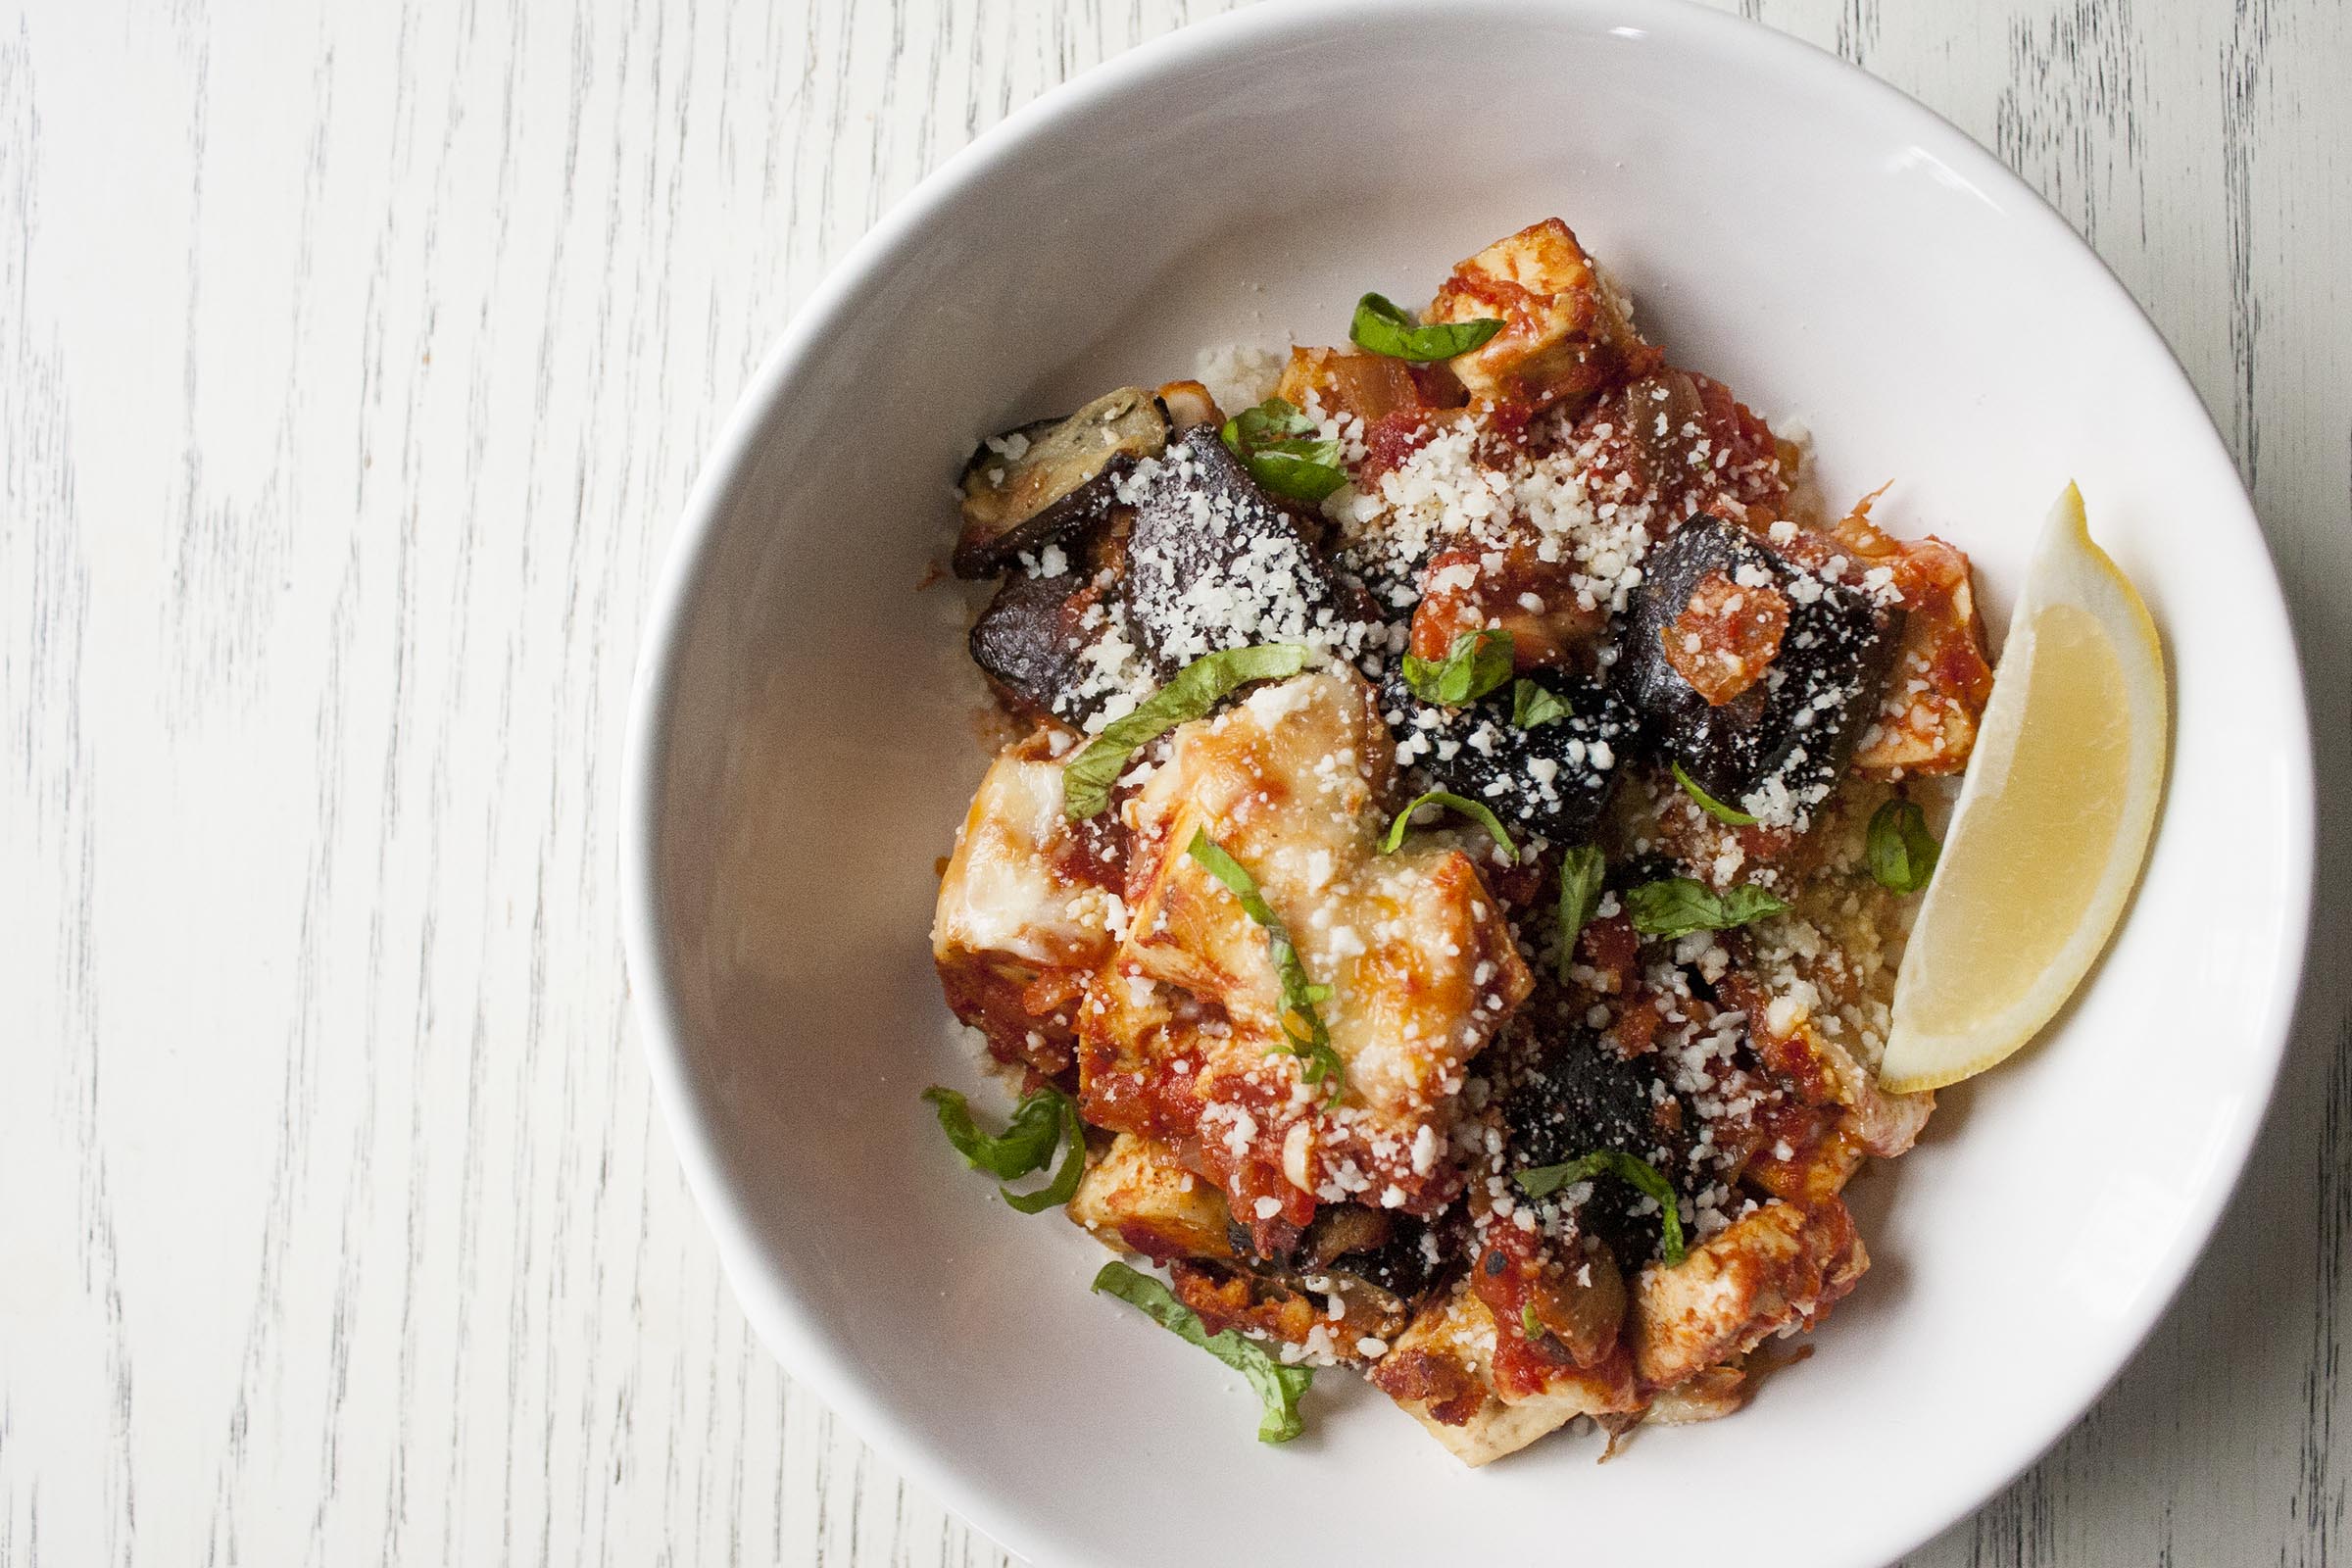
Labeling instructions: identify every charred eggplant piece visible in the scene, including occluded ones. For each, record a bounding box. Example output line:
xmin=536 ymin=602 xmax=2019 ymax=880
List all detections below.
xmin=1496 ymin=1010 xmax=1692 ymax=1268
xmin=1323 ymin=1213 xmax=1443 ymax=1305
xmin=954 ymin=388 xmax=1168 ymax=578
xmin=1120 ymin=428 xmax=1373 ymax=675
xmin=1219 ymin=1207 xmax=1444 ymax=1326
xmin=1380 ymin=667 xmax=1640 ymax=847
xmin=967 ymin=564 xmax=1121 ymax=727
xmin=1616 ymin=514 xmax=1902 ymax=816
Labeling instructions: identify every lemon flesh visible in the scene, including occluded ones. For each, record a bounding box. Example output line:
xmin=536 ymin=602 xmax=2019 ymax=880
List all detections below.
xmin=1879 ymin=485 xmax=2168 ymax=1094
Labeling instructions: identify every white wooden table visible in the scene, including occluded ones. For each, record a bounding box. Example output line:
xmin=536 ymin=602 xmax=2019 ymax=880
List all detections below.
xmin=5 ymin=1 xmax=2346 ymax=1562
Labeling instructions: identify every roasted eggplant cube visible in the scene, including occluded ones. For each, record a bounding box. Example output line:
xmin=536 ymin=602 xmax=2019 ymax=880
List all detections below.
xmin=1217 ymin=1207 xmax=1444 ymax=1332
xmin=1119 ymin=430 xmax=1368 ymax=675
xmin=954 ymin=387 xmax=1168 ymax=578
xmin=1617 ymin=514 xmax=1901 ymax=815
xmin=1325 ymin=1214 xmax=1444 ymax=1306
xmin=967 ymin=565 xmax=1121 ymax=727
xmin=1381 ymin=668 xmax=1639 ymax=847
xmin=1497 ymin=1010 xmax=1692 ymax=1267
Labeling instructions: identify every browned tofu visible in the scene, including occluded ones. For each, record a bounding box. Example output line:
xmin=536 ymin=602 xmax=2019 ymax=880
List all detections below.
xmin=1424 ymin=219 xmax=1657 ymax=410
xmin=1639 ymin=1361 xmax=1752 ymax=1426
xmin=1629 ymin=1200 xmax=1866 ymax=1390
xmin=1850 ymin=534 xmax=1994 ymax=775
xmin=1067 ymin=1133 xmax=1234 ymax=1263
xmin=1369 ymin=1282 xmax=1642 ymax=1466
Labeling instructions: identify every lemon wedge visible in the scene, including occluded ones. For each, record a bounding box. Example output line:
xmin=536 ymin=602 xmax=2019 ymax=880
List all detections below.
xmin=1878 ymin=484 xmax=2168 ymax=1094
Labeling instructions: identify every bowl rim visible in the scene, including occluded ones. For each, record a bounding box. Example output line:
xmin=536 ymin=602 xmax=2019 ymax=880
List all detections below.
xmin=620 ymin=2 xmax=2317 ymax=1561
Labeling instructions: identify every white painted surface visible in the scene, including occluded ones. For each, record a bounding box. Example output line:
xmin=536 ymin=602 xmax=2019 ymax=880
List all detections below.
xmin=3 ymin=1 xmax=2344 ymax=1564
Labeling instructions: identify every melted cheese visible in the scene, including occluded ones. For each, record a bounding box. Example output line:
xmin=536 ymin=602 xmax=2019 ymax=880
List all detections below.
xmin=1113 ymin=671 xmax=1531 ymax=1199
xmin=933 ymin=749 xmax=1115 ymax=969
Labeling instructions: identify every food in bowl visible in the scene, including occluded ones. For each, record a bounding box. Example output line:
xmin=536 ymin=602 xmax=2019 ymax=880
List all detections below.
xmin=924 ymin=218 xmax=1998 ymax=1465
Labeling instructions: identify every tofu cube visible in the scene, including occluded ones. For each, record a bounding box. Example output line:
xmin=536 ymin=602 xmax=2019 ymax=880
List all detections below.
xmin=1425 ymin=218 xmax=1656 ymax=410
xmin=1067 ymin=1133 xmax=1234 ymax=1263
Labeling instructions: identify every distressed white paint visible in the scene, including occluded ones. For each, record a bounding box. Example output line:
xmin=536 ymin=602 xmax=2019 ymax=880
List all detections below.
xmin=2 ymin=1 xmax=2345 ymax=1564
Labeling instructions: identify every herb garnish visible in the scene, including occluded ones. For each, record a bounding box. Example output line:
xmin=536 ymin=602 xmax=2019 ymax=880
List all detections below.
xmin=1555 ymin=845 xmax=1606 ymax=981
xmin=1092 ymin=1261 xmax=1314 ymax=1442
xmin=1866 ymin=798 xmax=1940 ymax=894
xmin=1511 ymin=678 xmax=1571 ymax=729
xmin=1061 ymin=644 xmax=1309 ymax=818
xmin=1624 ymin=876 xmax=1789 ymax=939
xmin=921 ymin=1084 xmax=1087 ymax=1213
xmin=1521 ymin=1303 xmax=1547 ymax=1342
xmin=1186 ymin=829 xmax=1345 ymax=1103
xmin=1349 ymin=291 xmax=1504 ymax=363
xmin=1380 ymin=790 xmax=1518 ymax=861
xmin=1514 ymin=1151 xmax=1688 ymax=1265
xmin=1398 ymin=627 xmax=1514 ymax=708
xmin=1219 ymin=397 xmax=1348 ymax=502
xmin=1671 ymin=760 xmax=1758 ymax=826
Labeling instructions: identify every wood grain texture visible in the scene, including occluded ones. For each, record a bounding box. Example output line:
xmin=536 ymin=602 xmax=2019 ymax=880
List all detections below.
xmin=0 ymin=1 xmax=2342 ymax=1564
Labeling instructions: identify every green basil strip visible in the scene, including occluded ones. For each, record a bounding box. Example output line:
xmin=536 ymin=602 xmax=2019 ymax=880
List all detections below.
xmin=1185 ymin=829 xmax=1345 ymax=1103
xmin=1092 ymin=1261 xmax=1314 ymax=1443
xmin=1349 ymin=291 xmax=1504 ymax=363
xmin=1866 ymin=797 xmax=1940 ymax=894
xmin=1520 ymin=1303 xmax=1547 ymax=1342
xmin=1555 ymin=845 xmax=1606 ymax=981
xmin=1513 ymin=1151 xmax=1688 ymax=1265
xmin=923 ymin=1084 xmax=1087 ymax=1212
xmin=1511 ymin=678 xmax=1571 ymax=729
xmin=1671 ymin=760 xmax=1758 ymax=826
xmin=1398 ymin=627 xmax=1515 ymax=708
xmin=1001 ymin=1092 xmax=1087 ymax=1213
xmin=1228 ymin=396 xmax=1317 ymax=443
xmin=921 ymin=1085 xmax=1063 ymax=1178
xmin=1061 ymin=644 xmax=1311 ymax=818
xmin=1380 ymin=790 xmax=1517 ymax=860
xmin=1219 ymin=397 xmax=1348 ymax=502
xmin=1624 ymin=876 xmax=1790 ymax=939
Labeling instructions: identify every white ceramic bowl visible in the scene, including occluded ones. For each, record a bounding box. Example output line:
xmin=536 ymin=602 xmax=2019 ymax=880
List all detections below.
xmin=622 ymin=4 xmax=2314 ymax=1563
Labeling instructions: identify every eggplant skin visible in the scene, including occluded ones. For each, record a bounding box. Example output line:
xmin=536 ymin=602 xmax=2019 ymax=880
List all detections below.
xmin=954 ymin=389 xmax=1168 ymax=578
xmin=1119 ymin=429 xmax=1371 ymax=675
xmin=1380 ymin=667 xmax=1640 ymax=847
xmin=1494 ymin=1005 xmax=1694 ymax=1270
xmin=1217 ymin=1210 xmax=1445 ymax=1322
xmin=1615 ymin=514 xmax=1903 ymax=811
xmin=966 ymin=567 xmax=1108 ymax=727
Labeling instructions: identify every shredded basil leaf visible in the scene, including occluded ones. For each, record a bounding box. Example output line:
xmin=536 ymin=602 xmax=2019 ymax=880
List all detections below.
xmin=1671 ymin=760 xmax=1758 ymax=825
xmin=1349 ymin=291 xmax=1504 ymax=363
xmin=1061 ymin=644 xmax=1310 ymax=818
xmin=1511 ymin=678 xmax=1571 ymax=729
xmin=1228 ymin=396 xmax=1317 ymax=442
xmin=1555 ymin=845 xmax=1606 ymax=981
xmin=922 ymin=1085 xmax=1058 ymax=1177
xmin=922 ymin=1084 xmax=1087 ymax=1211
xmin=1379 ymin=790 xmax=1517 ymax=860
xmin=1867 ymin=797 xmax=1940 ymax=894
xmin=1219 ymin=397 xmax=1348 ymax=502
xmin=1398 ymin=628 xmax=1514 ymax=708
xmin=1092 ymin=1261 xmax=1313 ymax=1443
xmin=1625 ymin=876 xmax=1789 ymax=939
xmin=1520 ymin=1303 xmax=1546 ymax=1341
xmin=1513 ymin=1151 xmax=1688 ymax=1265
xmin=1186 ymin=829 xmax=1345 ymax=1103
xmin=1000 ymin=1092 xmax=1086 ymax=1212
